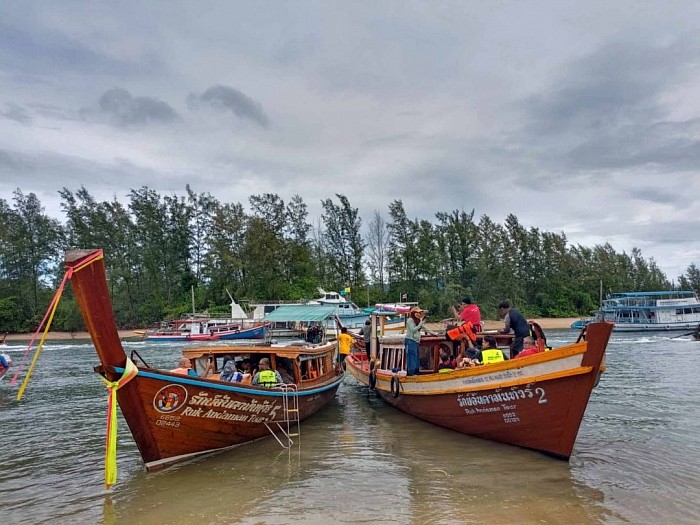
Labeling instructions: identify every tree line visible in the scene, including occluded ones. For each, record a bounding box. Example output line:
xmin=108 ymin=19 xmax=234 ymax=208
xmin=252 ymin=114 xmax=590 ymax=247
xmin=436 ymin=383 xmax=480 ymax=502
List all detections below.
xmin=1 ymin=186 xmax=698 ymax=333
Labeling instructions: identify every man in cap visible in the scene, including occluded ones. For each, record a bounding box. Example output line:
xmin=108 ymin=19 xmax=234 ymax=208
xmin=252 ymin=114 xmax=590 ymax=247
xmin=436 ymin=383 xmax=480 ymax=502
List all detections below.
xmin=405 ymin=306 xmax=427 ymax=375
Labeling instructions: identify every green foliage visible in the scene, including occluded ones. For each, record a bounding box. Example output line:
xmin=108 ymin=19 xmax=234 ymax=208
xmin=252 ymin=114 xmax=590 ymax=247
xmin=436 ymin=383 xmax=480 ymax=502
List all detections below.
xmin=0 ymin=186 xmax=694 ymax=334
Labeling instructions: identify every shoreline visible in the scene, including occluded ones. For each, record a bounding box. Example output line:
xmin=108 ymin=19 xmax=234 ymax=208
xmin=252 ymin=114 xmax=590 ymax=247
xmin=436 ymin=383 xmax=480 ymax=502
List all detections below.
xmin=2 ymin=318 xmax=581 ymax=342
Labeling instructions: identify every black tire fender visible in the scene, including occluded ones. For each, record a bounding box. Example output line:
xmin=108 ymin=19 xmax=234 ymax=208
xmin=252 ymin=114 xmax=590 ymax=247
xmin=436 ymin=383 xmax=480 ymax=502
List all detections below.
xmin=368 ymin=369 xmax=377 ymax=391
xmin=390 ymin=376 xmax=400 ymax=398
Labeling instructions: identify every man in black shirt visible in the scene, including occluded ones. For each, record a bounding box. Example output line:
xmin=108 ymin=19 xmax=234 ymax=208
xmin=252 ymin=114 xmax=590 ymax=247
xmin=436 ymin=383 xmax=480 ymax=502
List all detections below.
xmin=498 ymin=300 xmax=530 ymax=358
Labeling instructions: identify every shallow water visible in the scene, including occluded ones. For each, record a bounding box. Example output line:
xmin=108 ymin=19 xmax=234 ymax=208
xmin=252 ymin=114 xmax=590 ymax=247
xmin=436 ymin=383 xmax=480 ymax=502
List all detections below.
xmin=1 ymin=331 xmax=699 ymax=524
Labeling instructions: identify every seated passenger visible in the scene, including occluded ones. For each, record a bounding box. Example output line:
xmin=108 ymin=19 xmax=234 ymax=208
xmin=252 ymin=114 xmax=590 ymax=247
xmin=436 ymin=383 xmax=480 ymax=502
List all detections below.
xmin=219 ymin=355 xmax=243 ymax=382
xmin=480 ymin=336 xmax=505 ymax=364
xmin=170 ymin=357 xmax=199 ymax=377
xmin=0 ymin=353 xmax=9 ymax=369
xmin=240 ymin=358 xmax=253 ymax=384
xmin=438 ymin=351 xmax=455 ymax=373
xmin=252 ymin=357 xmax=283 ymax=387
xmin=514 ymin=337 xmax=542 ymax=359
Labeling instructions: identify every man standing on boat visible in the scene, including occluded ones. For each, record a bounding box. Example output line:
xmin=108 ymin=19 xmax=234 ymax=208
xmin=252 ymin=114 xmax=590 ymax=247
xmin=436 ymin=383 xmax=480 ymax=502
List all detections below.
xmin=406 ymin=306 xmax=427 ymax=375
xmin=498 ymin=301 xmax=529 ymax=358
xmin=452 ymin=296 xmax=483 ymax=333
xmin=337 ymin=326 xmax=354 ymax=370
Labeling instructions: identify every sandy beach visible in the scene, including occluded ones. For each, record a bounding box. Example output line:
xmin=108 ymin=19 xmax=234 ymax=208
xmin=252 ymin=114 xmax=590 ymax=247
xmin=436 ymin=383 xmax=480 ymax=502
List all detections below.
xmin=2 ymin=318 xmax=581 ymax=342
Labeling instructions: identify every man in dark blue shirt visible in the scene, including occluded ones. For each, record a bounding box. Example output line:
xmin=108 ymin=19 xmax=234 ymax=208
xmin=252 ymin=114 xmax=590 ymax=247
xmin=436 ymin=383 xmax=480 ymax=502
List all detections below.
xmin=498 ymin=301 xmax=530 ymax=358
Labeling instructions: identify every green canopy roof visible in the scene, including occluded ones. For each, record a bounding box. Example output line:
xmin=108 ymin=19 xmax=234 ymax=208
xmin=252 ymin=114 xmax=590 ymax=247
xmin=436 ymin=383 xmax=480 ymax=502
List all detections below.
xmin=262 ymin=305 xmax=337 ymax=322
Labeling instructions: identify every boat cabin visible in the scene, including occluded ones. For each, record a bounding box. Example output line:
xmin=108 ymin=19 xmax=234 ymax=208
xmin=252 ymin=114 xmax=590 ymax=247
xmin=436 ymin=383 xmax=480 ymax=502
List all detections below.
xmin=181 ymin=342 xmax=337 ymax=387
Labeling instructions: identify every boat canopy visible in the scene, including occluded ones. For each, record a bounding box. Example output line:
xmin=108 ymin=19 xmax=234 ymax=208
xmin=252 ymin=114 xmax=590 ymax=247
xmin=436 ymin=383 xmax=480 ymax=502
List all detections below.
xmin=263 ymin=305 xmax=337 ymax=322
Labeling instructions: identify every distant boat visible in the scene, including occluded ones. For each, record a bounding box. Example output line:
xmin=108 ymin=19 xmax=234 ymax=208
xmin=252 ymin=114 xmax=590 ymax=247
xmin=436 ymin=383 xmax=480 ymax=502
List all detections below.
xmin=65 ymin=249 xmax=343 ymax=473
xmin=144 ymin=319 xmax=268 ymax=342
xmin=345 ymin=309 xmax=613 ymax=460
xmin=251 ymin=288 xmax=370 ymax=333
xmin=570 ymin=319 xmax=591 ymax=330
xmin=600 ymin=291 xmax=700 ymax=332
xmin=145 ymin=290 xmax=268 ymax=342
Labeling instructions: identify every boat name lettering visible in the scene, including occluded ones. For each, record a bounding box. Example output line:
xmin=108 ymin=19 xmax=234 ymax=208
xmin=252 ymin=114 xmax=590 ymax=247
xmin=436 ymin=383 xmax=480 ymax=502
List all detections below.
xmin=188 ymin=392 xmax=279 ymax=415
xmin=460 ymin=368 xmax=525 ymax=385
xmin=457 ymin=384 xmax=542 ymax=408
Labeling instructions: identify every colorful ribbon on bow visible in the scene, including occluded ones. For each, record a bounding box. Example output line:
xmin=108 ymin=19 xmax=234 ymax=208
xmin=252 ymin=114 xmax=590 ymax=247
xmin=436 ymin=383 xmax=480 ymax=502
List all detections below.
xmin=100 ymin=357 xmax=138 ymax=489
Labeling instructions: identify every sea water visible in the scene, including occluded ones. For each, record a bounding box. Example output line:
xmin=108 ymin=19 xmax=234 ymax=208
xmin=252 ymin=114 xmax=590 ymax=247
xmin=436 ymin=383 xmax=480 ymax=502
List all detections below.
xmin=0 ymin=331 xmax=699 ymax=524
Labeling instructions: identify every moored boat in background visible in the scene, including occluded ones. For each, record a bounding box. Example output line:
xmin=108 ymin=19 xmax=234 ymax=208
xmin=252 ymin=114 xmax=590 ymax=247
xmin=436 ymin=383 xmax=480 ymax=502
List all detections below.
xmin=144 ymin=319 xmax=268 ymax=342
xmin=600 ymin=290 xmax=700 ymax=331
xmin=345 ymin=310 xmax=613 ymax=459
xmin=66 ymin=249 xmax=343 ymax=475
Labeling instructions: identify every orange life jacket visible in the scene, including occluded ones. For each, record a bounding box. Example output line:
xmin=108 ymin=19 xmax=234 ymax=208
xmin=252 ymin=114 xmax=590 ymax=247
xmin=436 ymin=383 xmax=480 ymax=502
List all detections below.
xmin=447 ymin=321 xmax=476 ymax=342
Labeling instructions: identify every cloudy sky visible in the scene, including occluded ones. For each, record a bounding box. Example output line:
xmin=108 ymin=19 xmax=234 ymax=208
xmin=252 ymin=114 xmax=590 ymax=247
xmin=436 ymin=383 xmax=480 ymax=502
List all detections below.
xmin=1 ymin=1 xmax=699 ymax=280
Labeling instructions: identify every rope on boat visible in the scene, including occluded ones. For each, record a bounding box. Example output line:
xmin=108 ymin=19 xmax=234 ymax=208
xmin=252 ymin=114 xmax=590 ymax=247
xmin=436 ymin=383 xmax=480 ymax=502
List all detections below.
xmin=100 ymin=357 xmax=138 ymax=489
xmin=14 ymin=250 xmax=137 ymax=489
xmin=14 ymin=251 xmax=104 ymax=400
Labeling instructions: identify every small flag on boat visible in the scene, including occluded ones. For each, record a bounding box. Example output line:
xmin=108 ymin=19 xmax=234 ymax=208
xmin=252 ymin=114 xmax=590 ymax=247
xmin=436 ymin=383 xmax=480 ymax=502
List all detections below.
xmin=345 ymin=287 xmax=351 ymax=294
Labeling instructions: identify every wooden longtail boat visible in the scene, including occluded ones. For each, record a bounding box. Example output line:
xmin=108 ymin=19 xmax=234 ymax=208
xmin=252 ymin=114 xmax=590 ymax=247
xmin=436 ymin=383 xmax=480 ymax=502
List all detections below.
xmin=66 ymin=249 xmax=343 ymax=472
xmin=345 ymin=312 xmax=613 ymax=460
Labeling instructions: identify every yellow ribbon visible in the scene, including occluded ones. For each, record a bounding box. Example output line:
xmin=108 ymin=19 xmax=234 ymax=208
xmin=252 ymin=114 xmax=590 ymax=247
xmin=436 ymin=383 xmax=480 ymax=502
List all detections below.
xmin=99 ymin=357 xmax=138 ymax=489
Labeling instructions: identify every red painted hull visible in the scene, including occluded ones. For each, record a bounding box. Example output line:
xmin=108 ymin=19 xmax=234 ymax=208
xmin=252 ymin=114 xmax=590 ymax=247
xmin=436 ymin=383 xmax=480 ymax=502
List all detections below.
xmin=108 ymin=366 xmax=342 ymax=470
xmin=346 ymin=321 xmax=612 ymax=459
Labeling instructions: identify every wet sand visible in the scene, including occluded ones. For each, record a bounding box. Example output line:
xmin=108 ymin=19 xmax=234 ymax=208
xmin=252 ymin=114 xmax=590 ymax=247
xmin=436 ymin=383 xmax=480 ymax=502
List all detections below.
xmin=3 ymin=318 xmax=580 ymax=342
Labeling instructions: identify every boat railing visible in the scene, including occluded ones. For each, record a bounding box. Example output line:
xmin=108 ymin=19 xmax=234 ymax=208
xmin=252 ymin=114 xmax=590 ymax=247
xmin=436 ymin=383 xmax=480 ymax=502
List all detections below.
xmin=263 ymin=383 xmax=300 ymax=449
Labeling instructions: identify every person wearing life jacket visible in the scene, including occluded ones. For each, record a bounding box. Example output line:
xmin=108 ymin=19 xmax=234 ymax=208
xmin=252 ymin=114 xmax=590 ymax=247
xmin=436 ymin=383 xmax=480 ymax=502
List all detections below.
xmin=170 ymin=357 xmax=200 ymax=377
xmin=252 ymin=357 xmax=283 ymax=387
xmin=498 ymin=300 xmax=530 ymax=358
xmin=438 ymin=351 xmax=455 ymax=373
xmin=480 ymin=335 xmax=505 ymax=364
xmin=451 ymin=296 xmax=483 ymax=334
xmin=0 ymin=353 xmax=9 ymax=369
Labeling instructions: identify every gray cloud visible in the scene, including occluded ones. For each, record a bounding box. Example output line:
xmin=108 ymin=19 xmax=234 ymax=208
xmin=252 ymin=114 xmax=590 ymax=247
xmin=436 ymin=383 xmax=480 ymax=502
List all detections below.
xmin=515 ymin=35 xmax=700 ymax=175
xmin=0 ymin=102 xmax=31 ymax=124
xmin=0 ymin=21 xmax=159 ymax=77
xmin=189 ymin=85 xmax=269 ymax=127
xmin=98 ymin=88 xmax=180 ymax=127
xmin=0 ymin=147 xmax=189 ymax=192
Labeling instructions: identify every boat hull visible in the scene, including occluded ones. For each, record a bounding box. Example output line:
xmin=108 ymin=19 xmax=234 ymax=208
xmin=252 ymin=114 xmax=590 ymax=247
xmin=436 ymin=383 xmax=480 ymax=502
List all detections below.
xmin=346 ymin=321 xmax=612 ymax=459
xmin=215 ymin=324 xmax=267 ymax=340
xmin=109 ymin=366 xmax=343 ymax=471
xmin=146 ymin=324 xmax=267 ymax=342
xmin=611 ymin=321 xmax=699 ymax=332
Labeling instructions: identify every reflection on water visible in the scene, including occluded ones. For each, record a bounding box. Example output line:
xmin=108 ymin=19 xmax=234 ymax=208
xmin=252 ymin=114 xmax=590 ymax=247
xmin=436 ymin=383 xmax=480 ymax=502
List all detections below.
xmin=1 ymin=331 xmax=700 ymax=524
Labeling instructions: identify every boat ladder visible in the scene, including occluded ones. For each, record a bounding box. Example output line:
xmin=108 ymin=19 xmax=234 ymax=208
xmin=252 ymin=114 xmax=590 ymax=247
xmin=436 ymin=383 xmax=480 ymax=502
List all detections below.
xmin=264 ymin=383 xmax=300 ymax=449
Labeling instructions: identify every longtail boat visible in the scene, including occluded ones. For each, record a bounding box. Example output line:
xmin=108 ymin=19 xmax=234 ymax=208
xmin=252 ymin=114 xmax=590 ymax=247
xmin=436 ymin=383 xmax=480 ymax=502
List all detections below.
xmin=66 ymin=249 xmax=343 ymax=473
xmin=345 ymin=311 xmax=613 ymax=460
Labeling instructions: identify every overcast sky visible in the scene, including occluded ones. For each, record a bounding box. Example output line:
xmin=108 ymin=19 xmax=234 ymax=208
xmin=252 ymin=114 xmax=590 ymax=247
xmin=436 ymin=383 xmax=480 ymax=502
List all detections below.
xmin=1 ymin=1 xmax=699 ymax=280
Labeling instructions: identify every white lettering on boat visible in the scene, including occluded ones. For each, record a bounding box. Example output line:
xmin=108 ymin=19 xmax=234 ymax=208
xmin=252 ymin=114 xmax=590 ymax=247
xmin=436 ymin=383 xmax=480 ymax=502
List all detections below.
xmin=156 ymin=414 xmax=181 ymax=427
xmin=182 ymin=392 xmax=281 ymax=421
xmin=456 ymin=384 xmax=547 ymax=423
xmin=459 ymin=368 xmax=526 ymax=386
